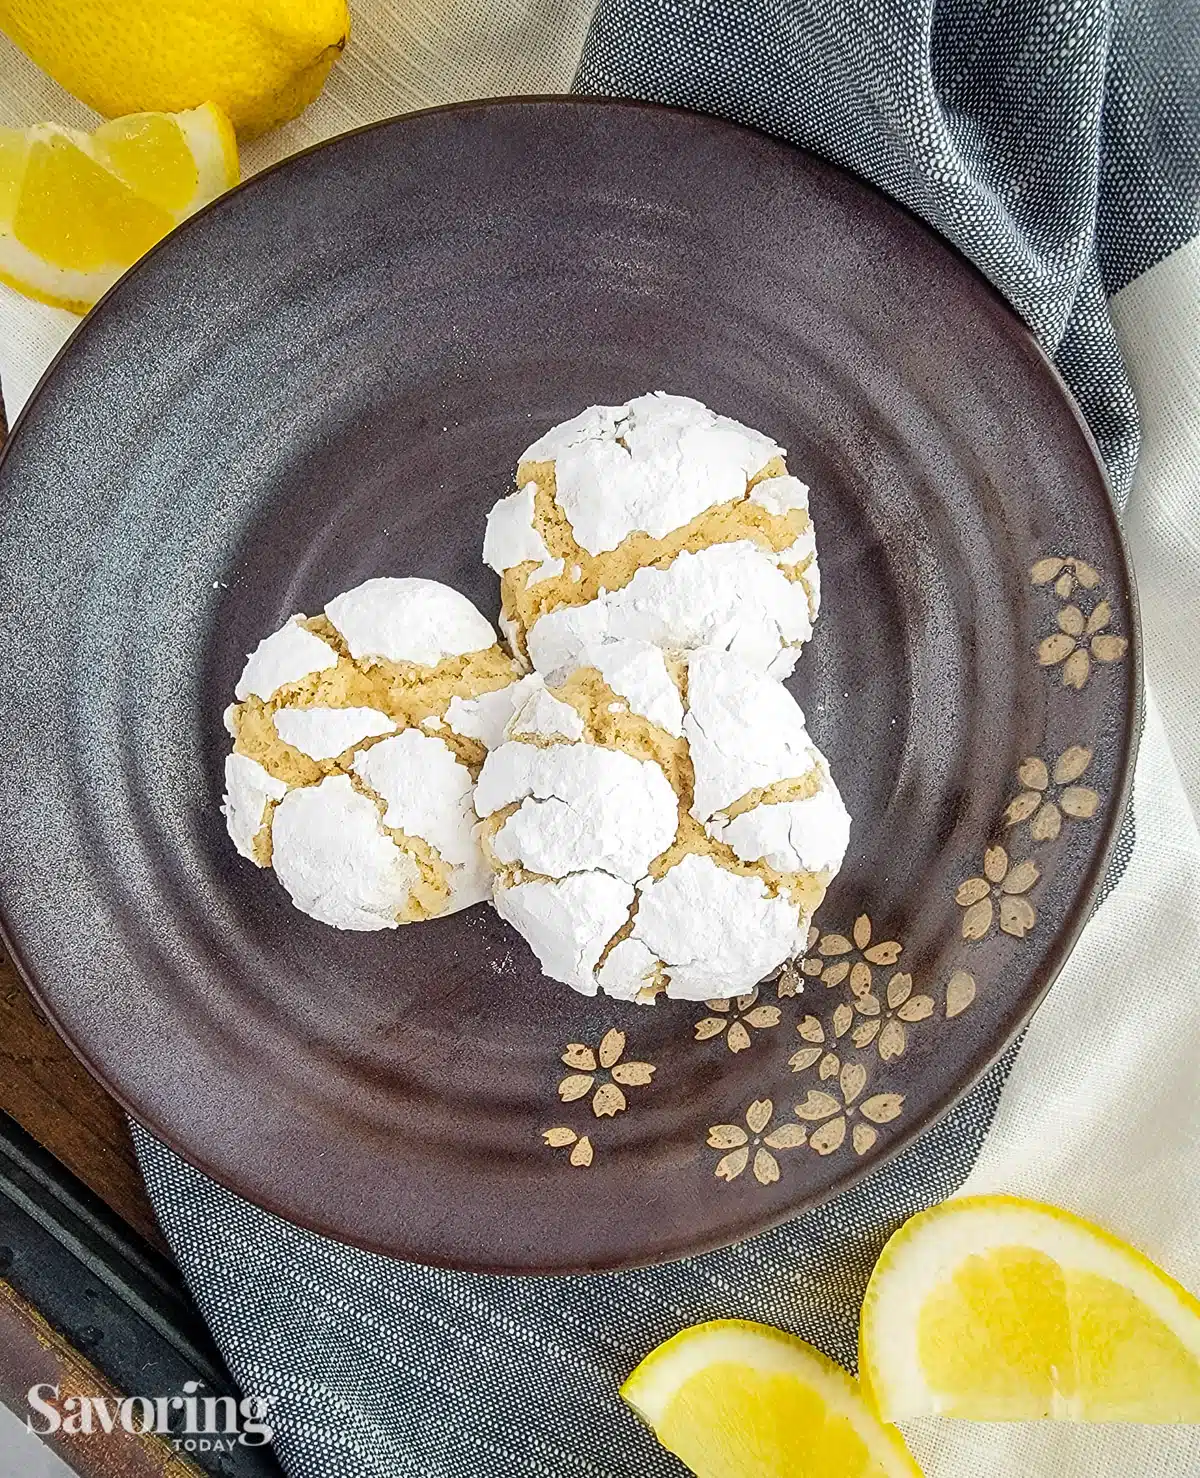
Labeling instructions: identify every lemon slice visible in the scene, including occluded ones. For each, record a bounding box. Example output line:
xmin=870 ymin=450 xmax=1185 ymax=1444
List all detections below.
xmin=0 ymin=102 xmax=238 ymax=314
xmin=622 ymin=1318 xmax=922 ymax=1477
xmin=860 ymin=1194 xmax=1200 ymax=1422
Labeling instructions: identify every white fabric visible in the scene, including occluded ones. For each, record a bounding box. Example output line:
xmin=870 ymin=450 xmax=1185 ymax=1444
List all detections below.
xmin=1113 ymin=244 xmax=1200 ymax=822
xmin=2 ymin=11 xmax=1199 ymax=1477
xmin=0 ymin=1405 xmax=73 ymax=1478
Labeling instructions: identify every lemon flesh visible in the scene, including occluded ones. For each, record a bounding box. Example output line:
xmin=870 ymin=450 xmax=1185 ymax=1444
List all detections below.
xmin=0 ymin=0 xmax=348 ymax=139
xmin=623 ymin=1319 xmax=922 ymax=1478
xmin=0 ymin=103 xmax=238 ymax=313
xmin=860 ymin=1194 xmax=1200 ymax=1422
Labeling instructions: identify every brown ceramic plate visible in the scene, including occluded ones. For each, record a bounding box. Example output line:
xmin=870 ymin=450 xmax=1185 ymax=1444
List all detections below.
xmin=0 ymin=99 xmax=1138 ymax=1273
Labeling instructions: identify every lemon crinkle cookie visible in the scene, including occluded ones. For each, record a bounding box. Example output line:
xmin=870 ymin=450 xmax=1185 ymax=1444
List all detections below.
xmin=484 ymin=392 xmax=819 ymax=680
xmin=221 ymin=576 xmax=537 ymax=929
xmin=473 ymin=642 xmax=850 ymax=1001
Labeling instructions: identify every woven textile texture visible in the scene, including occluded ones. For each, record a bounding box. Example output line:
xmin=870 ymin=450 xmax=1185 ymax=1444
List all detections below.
xmin=577 ymin=0 xmax=1200 ymax=504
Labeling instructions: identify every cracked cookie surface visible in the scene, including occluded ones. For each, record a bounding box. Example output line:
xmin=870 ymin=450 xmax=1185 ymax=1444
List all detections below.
xmin=483 ymin=393 xmax=820 ymax=680
xmin=222 ymin=576 xmax=531 ymax=929
xmin=473 ymin=642 xmax=850 ymax=1000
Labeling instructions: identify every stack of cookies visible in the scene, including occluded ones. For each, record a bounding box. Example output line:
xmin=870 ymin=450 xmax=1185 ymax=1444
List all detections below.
xmin=222 ymin=392 xmax=849 ymax=1003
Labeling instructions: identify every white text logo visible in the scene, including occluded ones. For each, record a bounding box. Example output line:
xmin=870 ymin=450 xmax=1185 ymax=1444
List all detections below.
xmin=27 ymin=1380 xmax=275 ymax=1452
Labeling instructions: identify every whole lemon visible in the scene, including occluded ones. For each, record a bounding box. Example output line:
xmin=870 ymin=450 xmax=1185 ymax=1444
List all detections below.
xmin=0 ymin=0 xmax=350 ymax=139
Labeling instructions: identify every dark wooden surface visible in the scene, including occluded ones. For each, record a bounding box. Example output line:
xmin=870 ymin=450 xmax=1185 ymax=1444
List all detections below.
xmin=0 ymin=379 xmax=164 ymax=1255
xmin=0 ymin=1278 xmax=202 ymax=1477
xmin=0 ymin=948 xmax=165 ymax=1252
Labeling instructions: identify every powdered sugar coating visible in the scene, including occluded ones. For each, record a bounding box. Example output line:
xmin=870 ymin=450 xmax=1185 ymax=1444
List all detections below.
xmin=225 ymin=580 xmax=524 ymax=929
xmin=353 ymin=730 xmax=489 ymax=909
xmin=684 ymin=647 xmax=818 ymax=821
xmin=582 ymin=640 xmax=684 ymax=736
xmin=505 ymin=677 xmax=586 ymax=742
xmin=801 ymin=558 xmax=821 ymax=620
xmin=775 ymin=520 xmax=820 ymax=621
xmin=750 ymin=473 xmax=809 ymax=517
xmin=325 ymin=577 xmax=495 ymax=666
xmin=273 ymin=706 xmax=396 ymax=760
xmin=482 ymin=483 xmax=553 ymax=572
xmin=520 ymin=403 xmax=623 ymax=463
xmin=711 ymin=778 xmax=851 ymax=875
xmin=594 ymin=936 xmax=660 ymax=1001
xmin=519 ymin=392 xmax=782 ymax=556
xmin=475 ymin=741 xmax=677 ymax=884
xmin=777 ymin=523 xmax=816 ymax=569
xmin=234 ymin=616 xmax=338 ymax=702
xmin=474 ymin=645 xmax=849 ymax=1001
xmin=222 ymin=754 xmax=287 ymax=861
xmin=443 ymin=674 xmax=541 ymax=751
xmin=527 ymin=542 xmax=812 ymax=681
xmin=624 ymin=854 xmax=809 ymax=1000
xmin=494 ymin=873 xmax=635 ymax=995
xmin=270 ymin=775 xmax=420 ymax=931
xmin=498 ymin=610 xmax=525 ymax=663
xmin=529 ymin=557 xmax=564 ymax=584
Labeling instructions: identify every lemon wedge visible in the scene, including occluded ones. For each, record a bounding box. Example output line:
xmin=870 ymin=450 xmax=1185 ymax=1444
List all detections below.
xmin=0 ymin=102 xmax=238 ymax=314
xmin=0 ymin=0 xmax=348 ymax=140
xmin=860 ymin=1194 xmax=1200 ymax=1422
xmin=622 ymin=1318 xmax=922 ymax=1477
